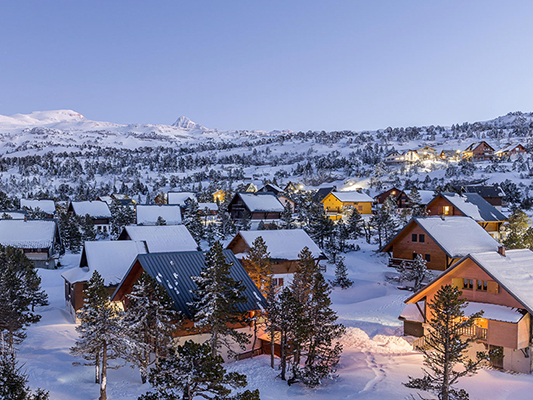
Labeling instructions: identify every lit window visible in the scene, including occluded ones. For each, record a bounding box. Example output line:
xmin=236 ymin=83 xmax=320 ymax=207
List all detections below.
xmin=443 ymin=206 xmax=450 ymax=215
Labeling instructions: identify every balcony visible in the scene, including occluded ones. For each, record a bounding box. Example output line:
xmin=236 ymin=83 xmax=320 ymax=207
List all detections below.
xmin=412 ymin=325 xmax=487 ymax=351
xmin=388 ymin=258 xmax=414 ymax=268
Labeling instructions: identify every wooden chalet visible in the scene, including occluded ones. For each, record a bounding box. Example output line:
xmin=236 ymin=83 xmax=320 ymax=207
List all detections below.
xmin=258 ymin=183 xmax=284 ymax=196
xmin=495 ymin=143 xmax=527 ymax=160
xmin=404 ymin=150 xmax=420 ymax=163
xmin=61 ymin=240 xmax=147 ymax=319
xmin=243 ymin=183 xmax=258 ymax=193
xmin=226 ymin=229 xmax=325 ymax=288
xmin=111 ymin=250 xmax=266 ymax=360
xmin=228 ymin=192 xmax=284 ymax=228
xmin=321 ymin=191 xmax=374 ymax=220
xmin=416 ymin=146 xmax=437 ymax=160
xmin=462 ymin=141 xmax=495 ymax=161
xmin=284 ymin=181 xmax=299 ymax=193
xmin=0 ymin=219 xmax=60 ymax=268
xmin=278 ymin=196 xmax=296 ymax=214
xmin=381 ymin=216 xmax=499 ymax=271
xmin=136 ymin=204 xmax=182 ymax=226
xmin=401 ymin=248 xmax=533 ymax=373
xmin=68 ymin=201 xmax=112 ymax=233
xmin=118 ymin=225 xmax=198 ymax=253
xmin=439 ymin=149 xmax=462 ymax=161
xmin=384 ymin=151 xmax=404 ymax=164
xmin=212 ymin=189 xmax=226 ymax=204
xmin=464 ymin=185 xmax=506 ymax=209
xmin=312 ymin=186 xmax=336 ymax=203
xmin=198 ymin=202 xmax=218 ymax=225
xmin=425 ymin=192 xmax=506 ymax=239
xmin=374 ymin=188 xmax=409 ymax=209
xmin=20 ymin=199 xmax=56 ymax=218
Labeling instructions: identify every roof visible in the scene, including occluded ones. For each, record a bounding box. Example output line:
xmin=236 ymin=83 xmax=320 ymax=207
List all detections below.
xmin=496 ymin=143 xmax=526 ymax=154
xmin=20 ymin=199 xmax=55 ymax=215
xmin=313 ymin=187 xmax=336 ymax=202
xmin=167 ymin=192 xmax=196 ymax=206
xmin=418 ymin=190 xmax=437 ymax=205
xmin=259 ymin=183 xmax=284 ymax=194
xmin=238 ymin=193 xmax=284 ymax=213
xmin=136 ymin=205 xmax=182 ymax=225
xmin=119 ymin=225 xmax=198 ymax=253
xmin=0 ymin=210 xmax=27 ymax=220
xmin=440 ymin=193 xmax=506 ymax=222
xmin=70 ymin=201 xmax=112 ymax=219
xmin=61 ymin=240 xmax=147 ymax=286
xmin=115 ymin=250 xmax=266 ymax=319
xmin=0 ymin=220 xmax=57 ymax=248
xmin=231 ymin=229 xmax=323 ymax=260
xmin=464 ymin=185 xmax=505 ymax=198
xmin=198 ymin=203 xmax=218 ymax=211
xmin=463 ymin=302 xmax=525 ymax=323
xmin=464 ymin=141 xmax=495 ymax=152
xmin=327 ymin=191 xmax=374 ymax=203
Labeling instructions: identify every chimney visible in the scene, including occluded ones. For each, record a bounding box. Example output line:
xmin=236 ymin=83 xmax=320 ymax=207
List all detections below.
xmin=498 ymin=245 xmax=505 ymax=257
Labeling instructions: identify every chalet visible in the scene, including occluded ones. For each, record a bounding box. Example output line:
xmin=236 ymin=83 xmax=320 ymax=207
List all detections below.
xmin=425 ymin=193 xmax=507 ymax=239
xmin=226 ymin=229 xmax=325 ymax=288
xmin=111 ymin=250 xmax=266 ymax=360
xmin=439 ymin=149 xmax=462 ymax=161
xmin=404 ymin=150 xmax=420 ymax=163
xmin=278 ymin=196 xmax=296 ymax=214
xmin=381 ymin=216 xmax=499 ymax=271
xmin=495 ymin=143 xmax=527 ymax=160
xmin=321 ymin=191 xmax=374 ymax=220
xmin=374 ymin=188 xmax=409 ymax=209
xmin=401 ymin=248 xmax=533 ymax=374
xmin=20 ymin=199 xmax=56 ymax=218
xmin=61 ymin=241 xmax=147 ymax=319
xmin=198 ymin=202 xmax=218 ymax=225
xmin=167 ymin=192 xmax=197 ymax=207
xmin=416 ymin=146 xmax=437 ymax=160
xmin=0 ymin=219 xmax=60 ymax=268
xmin=464 ymin=185 xmax=506 ymax=209
xmin=118 ymin=225 xmax=198 ymax=253
xmin=384 ymin=151 xmax=404 ymax=164
xmin=284 ymin=181 xmax=299 ymax=193
xmin=312 ymin=186 xmax=336 ymax=203
xmin=228 ymin=193 xmax=284 ymax=228
xmin=68 ymin=201 xmax=112 ymax=232
xmin=258 ymin=183 xmax=284 ymax=196
xmin=212 ymin=189 xmax=226 ymax=204
xmin=462 ymin=141 xmax=495 ymax=161
xmin=136 ymin=204 xmax=182 ymax=226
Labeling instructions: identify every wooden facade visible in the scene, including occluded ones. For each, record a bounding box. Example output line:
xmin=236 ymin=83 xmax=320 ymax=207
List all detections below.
xmin=227 ymin=193 xmax=283 ymax=221
xmin=374 ymin=188 xmax=409 ymax=208
xmin=321 ymin=192 xmax=373 ymax=217
xmin=462 ymin=141 xmax=495 ymax=161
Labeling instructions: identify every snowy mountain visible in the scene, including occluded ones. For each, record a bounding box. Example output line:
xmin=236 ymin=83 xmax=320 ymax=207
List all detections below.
xmin=171 ymin=115 xmax=206 ymax=131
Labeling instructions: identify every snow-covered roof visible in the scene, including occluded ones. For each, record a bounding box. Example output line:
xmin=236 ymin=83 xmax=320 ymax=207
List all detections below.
xmin=198 ymin=202 xmax=218 ymax=211
xmin=233 ymin=229 xmax=323 ymax=260
xmin=0 ymin=220 xmax=57 ymax=248
xmin=61 ymin=241 xmax=147 ymax=286
xmin=415 ymin=216 xmax=499 ymax=258
xmin=239 ymin=193 xmax=284 ymax=213
xmin=399 ymin=303 xmax=425 ymax=323
xmin=98 ymin=195 xmax=114 ymax=206
xmin=70 ymin=201 xmax=112 ymax=218
xmin=469 ymin=249 xmax=533 ymax=315
xmin=136 ymin=205 xmax=182 ymax=225
xmin=167 ymin=192 xmax=196 ymax=206
xmin=329 ymin=191 xmax=374 ymax=203
xmin=441 ymin=193 xmax=482 ymax=220
xmin=463 ymin=302 xmax=525 ymax=323
xmin=0 ymin=210 xmax=26 ymax=220
xmin=441 ymin=193 xmax=506 ymax=222
xmin=120 ymin=225 xmax=198 ymax=253
xmin=496 ymin=143 xmax=524 ymax=154
xmin=20 ymin=199 xmax=56 ymax=215
xmin=418 ymin=190 xmax=437 ymax=205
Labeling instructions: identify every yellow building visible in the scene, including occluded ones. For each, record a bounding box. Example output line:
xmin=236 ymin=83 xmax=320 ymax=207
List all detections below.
xmin=320 ymin=191 xmax=374 ymax=220
xmin=213 ymin=190 xmax=226 ymax=204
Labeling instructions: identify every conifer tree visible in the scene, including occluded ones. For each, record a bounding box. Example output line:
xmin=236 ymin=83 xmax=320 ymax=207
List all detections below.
xmin=408 ymin=188 xmax=425 ymax=217
xmin=371 ymin=195 xmax=399 ymax=248
xmin=243 ymin=236 xmax=272 ymax=297
xmin=139 ymin=341 xmax=260 ymax=400
xmin=155 ymin=216 xmax=166 ymax=226
xmin=280 ymin=201 xmax=293 ymax=229
xmin=110 ymin=202 xmax=136 ymax=238
xmin=122 ymin=272 xmax=182 ymax=384
xmin=80 ymin=214 xmax=97 ymax=242
xmin=58 ymin=212 xmax=82 ymax=253
xmin=190 ymin=241 xmax=250 ymax=358
xmin=331 ymin=256 xmax=353 ymax=289
xmin=391 ymin=254 xmax=432 ymax=292
xmin=239 ymin=210 xmax=252 ymax=231
xmin=183 ymin=199 xmax=204 ymax=248
xmin=70 ymin=271 xmax=123 ymax=400
xmin=0 ymin=353 xmax=50 ymax=400
xmin=503 ymin=208 xmax=533 ymax=249
xmin=405 ymin=284 xmax=501 ymax=400
xmin=346 ymin=208 xmax=364 ymax=239
xmin=306 ymin=203 xmax=334 ymax=248
xmin=217 ymin=198 xmax=236 ymax=239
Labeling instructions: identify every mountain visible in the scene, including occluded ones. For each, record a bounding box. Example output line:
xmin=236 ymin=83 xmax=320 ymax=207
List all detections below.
xmin=171 ymin=116 xmax=206 ymax=131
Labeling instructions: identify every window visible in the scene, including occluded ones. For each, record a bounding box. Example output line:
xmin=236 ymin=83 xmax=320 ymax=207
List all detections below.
xmin=443 ymin=206 xmax=450 ymax=215
xmin=412 ymin=234 xmax=418 ymax=243
xmin=419 ymin=234 xmax=425 ymax=243
xmin=477 ymin=280 xmax=488 ymax=292
xmin=463 ymin=278 xmax=474 ymax=290
xmin=273 ymin=278 xmax=284 ymax=287
xmin=425 ymin=254 xmax=431 ymax=262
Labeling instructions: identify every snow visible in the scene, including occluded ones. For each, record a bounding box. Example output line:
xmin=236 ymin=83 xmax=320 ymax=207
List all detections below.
xmin=70 ymin=200 xmax=112 ymax=218
xmin=0 ymin=219 xmax=56 ymax=248
xmin=463 ymin=302 xmax=525 ymax=323
xmin=470 ymin=249 xmax=533 ymax=314
xmin=399 ymin=302 xmax=425 ymax=323
xmin=61 ymin=241 xmax=147 ymax=286
xmin=167 ymin=192 xmax=196 ymax=206
xmin=0 ymin=210 xmax=26 ymax=219
xmin=415 ymin=216 xmax=500 ymax=257
xmin=443 ymin=193 xmax=483 ymax=221
xmin=121 ymin=225 xmax=198 ymax=253
xmin=235 ymin=229 xmax=323 ymax=260
xmin=136 ymin=204 xmax=182 ymax=225
xmin=198 ymin=202 xmax=218 ymax=211
xmin=331 ymin=191 xmax=374 ymax=203
xmin=418 ymin=190 xmax=436 ymax=205
xmin=20 ymin=199 xmax=56 ymax=214
xmin=238 ymin=193 xmax=284 ymax=212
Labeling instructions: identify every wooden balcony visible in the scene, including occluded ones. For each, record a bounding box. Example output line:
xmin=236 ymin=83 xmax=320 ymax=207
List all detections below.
xmin=412 ymin=325 xmax=488 ymax=351
xmin=388 ymin=258 xmax=414 ymax=268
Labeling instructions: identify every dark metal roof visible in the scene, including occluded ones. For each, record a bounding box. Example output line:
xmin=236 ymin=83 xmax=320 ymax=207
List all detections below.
xmin=450 ymin=193 xmax=506 ymax=222
xmin=133 ymin=250 xmax=266 ymax=319
xmin=313 ymin=186 xmax=336 ymax=203
xmin=464 ymin=185 xmax=505 ymax=198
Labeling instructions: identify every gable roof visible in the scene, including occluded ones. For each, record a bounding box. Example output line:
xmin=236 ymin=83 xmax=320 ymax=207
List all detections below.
xmin=237 ymin=193 xmax=284 ymax=213
xmin=61 ymin=240 xmax=147 ymax=286
xmin=433 ymin=193 xmax=506 ymax=222
xmin=114 ymin=250 xmax=266 ymax=319
xmin=496 ymin=143 xmax=526 ymax=154
xmin=382 ymin=216 xmax=500 ymax=258
xmin=464 ymin=141 xmax=495 ymax=152
xmin=326 ymin=191 xmax=374 ymax=203
xmin=313 ymin=187 xmax=336 ymax=202
xmin=0 ymin=210 xmax=27 ymax=220
xmin=229 ymin=229 xmax=323 ymax=260
xmin=20 ymin=199 xmax=56 ymax=215
xmin=464 ymin=185 xmax=506 ymax=198
xmin=70 ymin=201 xmax=112 ymax=219
xmin=0 ymin=220 xmax=57 ymax=249
xmin=119 ymin=225 xmax=198 ymax=253
xmin=259 ymin=183 xmax=284 ymax=194
xmin=167 ymin=192 xmax=196 ymax=206
xmin=418 ymin=190 xmax=437 ymax=205
xmin=136 ymin=204 xmax=182 ymax=225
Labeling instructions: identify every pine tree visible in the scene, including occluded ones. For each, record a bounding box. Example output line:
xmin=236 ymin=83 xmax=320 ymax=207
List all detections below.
xmin=217 ymin=198 xmax=236 ymax=239
xmin=391 ymin=254 xmax=432 ymax=292
xmin=239 ymin=209 xmax=252 ymax=231
xmin=503 ymin=208 xmax=533 ymax=249
xmin=70 ymin=271 xmax=123 ymax=400
xmin=110 ymin=202 xmax=136 ymax=238
xmin=0 ymin=353 xmax=50 ymax=400
xmin=80 ymin=214 xmax=97 ymax=242
xmin=346 ymin=208 xmax=364 ymax=239
xmin=121 ymin=272 xmax=182 ymax=384
xmin=408 ymin=187 xmax=425 ymax=217
xmin=280 ymin=201 xmax=293 ymax=229
xmin=371 ymin=195 xmax=399 ymax=248
xmin=139 ymin=341 xmax=260 ymax=400
xmin=183 ymin=199 xmax=204 ymax=248
xmin=331 ymin=256 xmax=353 ymax=289
xmin=155 ymin=216 xmax=166 ymax=226
xmin=189 ymin=241 xmax=250 ymax=358
xmin=306 ymin=203 xmax=334 ymax=248
xmin=243 ymin=237 xmax=272 ymax=297
xmin=405 ymin=285 xmax=501 ymax=400
xmin=58 ymin=212 xmax=82 ymax=253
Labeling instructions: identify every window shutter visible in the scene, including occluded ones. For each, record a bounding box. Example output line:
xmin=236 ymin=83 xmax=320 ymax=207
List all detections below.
xmin=452 ymin=278 xmax=463 ymax=288
xmin=487 ymin=281 xmax=499 ymax=294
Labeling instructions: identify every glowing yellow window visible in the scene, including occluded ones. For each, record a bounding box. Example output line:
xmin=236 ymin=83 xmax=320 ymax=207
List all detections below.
xmin=443 ymin=206 xmax=450 ymax=215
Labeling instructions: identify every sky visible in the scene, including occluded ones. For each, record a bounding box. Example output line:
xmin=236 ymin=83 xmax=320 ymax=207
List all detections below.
xmin=1 ymin=1 xmax=533 ymax=132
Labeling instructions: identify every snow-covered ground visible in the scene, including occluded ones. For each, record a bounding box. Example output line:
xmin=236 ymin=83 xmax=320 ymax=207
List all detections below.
xmin=17 ymin=242 xmax=533 ymax=399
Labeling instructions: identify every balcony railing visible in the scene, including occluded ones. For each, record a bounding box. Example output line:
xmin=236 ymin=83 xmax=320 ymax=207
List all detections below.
xmin=412 ymin=325 xmax=488 ymax=351
xmin=388 ymin=258 xmax=414 ymax=268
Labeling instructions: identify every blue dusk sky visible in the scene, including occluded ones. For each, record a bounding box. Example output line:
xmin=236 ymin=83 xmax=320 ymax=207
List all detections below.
xmin=1 ymin=1 xmax=533 ymax=131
